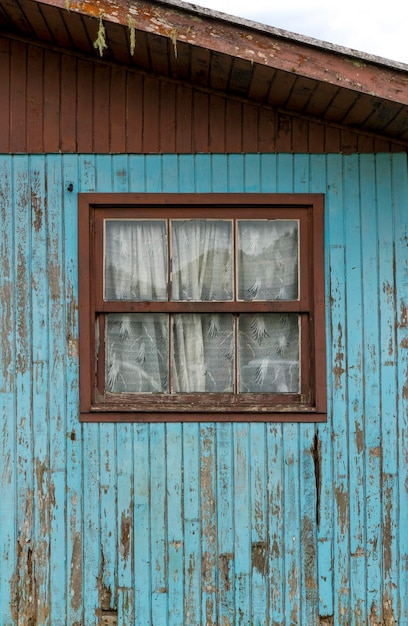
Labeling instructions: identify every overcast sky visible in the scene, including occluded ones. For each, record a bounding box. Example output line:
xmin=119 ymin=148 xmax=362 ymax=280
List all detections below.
xmin=191 ymin=0 xmax=408 ymax=65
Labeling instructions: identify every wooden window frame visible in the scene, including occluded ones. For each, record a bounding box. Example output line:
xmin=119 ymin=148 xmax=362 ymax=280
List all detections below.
xmin=78 ymin=193 xmax=326 ymax=422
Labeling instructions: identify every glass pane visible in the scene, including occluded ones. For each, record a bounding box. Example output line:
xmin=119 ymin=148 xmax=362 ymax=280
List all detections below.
xmin=106 ymin=314 xmax=168 ymax=393
xmin=105 ymin=220 xmax=167 ymax=301
xmin=171 ymin=220 xmax=233 ymax=301
xmin=237 ymin=220 xmax=298 ymax=300
xmin=171 ymin=314 xmax=234 ymax=392
xmin=238 ymin=314 xmax=300 ymax=392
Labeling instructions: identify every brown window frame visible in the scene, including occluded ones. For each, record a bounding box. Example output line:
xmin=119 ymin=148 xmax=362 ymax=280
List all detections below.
xmin=78 ymin=193 xmax=326 ymax=423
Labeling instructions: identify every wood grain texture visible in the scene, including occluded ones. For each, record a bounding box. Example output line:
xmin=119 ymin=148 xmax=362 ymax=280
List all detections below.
xmin=0 ymin=154 xmax=407 ymax=624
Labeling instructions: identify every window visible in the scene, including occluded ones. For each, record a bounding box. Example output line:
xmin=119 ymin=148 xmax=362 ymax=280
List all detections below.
xmin=78 ymin=193 xmax=326 ymax=422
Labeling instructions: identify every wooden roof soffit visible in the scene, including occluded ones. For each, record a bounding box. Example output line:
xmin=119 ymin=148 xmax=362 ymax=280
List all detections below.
xmin=32 ymin=0 xmax=408 ymax=106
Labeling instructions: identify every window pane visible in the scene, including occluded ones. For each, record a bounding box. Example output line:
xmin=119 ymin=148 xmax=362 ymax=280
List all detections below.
xmin=105 ymin=220 xmax=167 ymax=301
xmin=238 ymin=314 xmax=300 ymax=392
xmin=237 ymin=220 xmax=298 ymax=300
xmin=106 ymin=314 xmax=168 ymax=393
xmin=171 ymin=314 xmax=234 ymax=392
xmin=171 ymin=220 xmax=233 ymax=301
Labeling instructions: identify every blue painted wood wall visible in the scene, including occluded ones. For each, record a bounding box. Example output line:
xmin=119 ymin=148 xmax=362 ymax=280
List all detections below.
xmin=0 ymin=153 xmax=407 ymax=625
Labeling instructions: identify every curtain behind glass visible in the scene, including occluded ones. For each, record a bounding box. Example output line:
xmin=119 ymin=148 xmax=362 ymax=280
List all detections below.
xmin=171 ymin=220 xmax=233 ymax=301
xmin=105 ymin=220 xmax=167 ymax=301
xmin=104 ymin=219 xmax=300 ymax=395
xmin=238 ymin=220 xmax=298 ymax=300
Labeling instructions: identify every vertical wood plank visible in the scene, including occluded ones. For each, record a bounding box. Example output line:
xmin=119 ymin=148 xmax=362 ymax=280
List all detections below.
xmin=260 ymin=154 xmax=278 ymax=193
xmin=126 ymin=72 xmax=143 ymax=153
xmin=26 ymin=47 xmax=44 ymax=153
xmin=393 ymin=153 xmax=408 ymax=624
xmin=150 ymin=424 xmax=168 ymax=622
xmin=299 ymin=424 xmax=319 ymax=625
xmin=175 ymin=85 xmax=193 ymax=153
xmin=195 ymin=154 xmax=211 ymax=193
xmin=310 ymin=154 xmax=334 ymax=619
xmin=143 ymin=76 xmax=160 ymax=153
xmin=93 ymin=65 xmax=110 ymax=153
xmin=43 ymin=50 xmax=61 ymax=153
xmin=328 ymin=154 xmax=350 ymax=625
xmin=216 ymin=423 xmax=235 ymax=625
xmin=250 ymin=423 xmax=268 ymax=625
xmin=360 ymin=155 xmax=382 ymax=622
xmin=162 ymin=154 xmax=179 ymax=193
xmin=76 ymin=59 xmax=93 ymax=153
xmin=344 ymin=155 xmax=368 ymax=623
xmin=183 ymin=423 xmax=201 ymax=625
xmin=376 ymin=154 xmax=399 ymax=623
xmin=128 ymin=154 xmax=146 ymax=192
xmin=60 ymin=56 xmax=77 ymax=152
xmin=282 ymin=423 xmax=301 ymax=625
xmin=233 ymin=423 xmax=251 ymax=625
xmin=14 ymin=155 xmax=33 ymax=624
xmin=30 ymin=166 xmax=50 ymax=624
xmin=0 ymin=38 xmax=10 ymax=151
xmin=166 ymin=423 xmax=184 ymax=625
xmin=62 ymin=154 xmax=85 ymax=626
xmin=10 ymin=42 xmax=27 ymax=153
xmin=227 ymin=154 xmax=245 ymax=192
xmin=46 ymin=155 xmax=68 ymax=625
xmin=208 ymin=94 xmax=226 ymax=153
xmin=145 ymin=155 xmax=162 ymax=192
xmin=244 ymin=154 xmax=261 ymax=192
xmin=0 ymin=157 xmax=15 ymax=625
xmin=117 ymin=424 xmax=135 ymax=624
xmin=211 ymin=154 xmax=228 ymax=192
xmin=200 ymin=424 xmax=218 ymax=625
xmin=178 ymin=154 xmax=195 ymax=193
xmin=133 ymin=424 xmax=152 ymax=623
xmin=242 ymin=104 xmax=258 ymax=153
xmin=267 ymin=424 xmax=285 ymax=623
xmin=192 ymin=91 xmax=209 ymax=152
xmin=225 ymin=100 xmax=242 ymax=152
xmin=110 ymin=67 xmax=127 ymax=153
xmin=159 ymin=81 xmax=176 ymax=153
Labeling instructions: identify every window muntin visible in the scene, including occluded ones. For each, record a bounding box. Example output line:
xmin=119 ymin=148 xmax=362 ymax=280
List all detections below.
xmin=79 ymin=193 xmax=326 ymax=422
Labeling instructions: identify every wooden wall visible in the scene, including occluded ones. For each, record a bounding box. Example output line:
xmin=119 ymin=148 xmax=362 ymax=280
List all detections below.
xmin=0 ymin=37 xmax=405 ymax=155
xmin=0 ymin=153 xmax=407 ymax=625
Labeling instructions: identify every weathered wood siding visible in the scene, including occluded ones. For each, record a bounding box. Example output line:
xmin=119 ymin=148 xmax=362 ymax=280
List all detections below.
xmin=0 ymin=153 xmax=407 ymax=625
xmin=0 ymin=38 xmax=405 ymax=155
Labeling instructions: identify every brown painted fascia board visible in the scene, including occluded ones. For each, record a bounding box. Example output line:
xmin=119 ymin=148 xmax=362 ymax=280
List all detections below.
xmin=25 ymin=0 xmax=408 ymax=105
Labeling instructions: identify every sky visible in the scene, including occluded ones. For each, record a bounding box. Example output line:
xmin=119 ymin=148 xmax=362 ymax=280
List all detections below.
xmin=190 ymin=0 xmax=408 ymax=65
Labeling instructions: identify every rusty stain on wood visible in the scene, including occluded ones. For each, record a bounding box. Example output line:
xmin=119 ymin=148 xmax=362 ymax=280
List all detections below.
xmin=10 ymin=494 xmax=36 ymax=624
xmin=399 ymin=299 xmax=408 ymax=328
xmin=354 ymin=421 xmax=364 ymax=455
xmin=334 ymin=485 xmax=349 ymax=534
xmin=218 ymin=552 xmax=233 ymax=591
xmin=301 ymin=517 xmax=317 ymax=594
xmin=251 ymin=542 xmax=269 ymax=576
xmin=70 ymin=533 xmax=83 ymax=612
xmin=333 ymin=321 xmax=345 ymax=390
xmin=120 ymin=510 xmax=131 ymax=564
xmin=31 ymin=171 xmax=43 ymax=233
xmin=319 ymin=616 xmax=334 ymax=625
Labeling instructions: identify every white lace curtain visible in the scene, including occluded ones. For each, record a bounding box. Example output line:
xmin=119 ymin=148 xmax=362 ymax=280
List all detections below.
xmin=104 ymin=219 xmax=299 ymax=394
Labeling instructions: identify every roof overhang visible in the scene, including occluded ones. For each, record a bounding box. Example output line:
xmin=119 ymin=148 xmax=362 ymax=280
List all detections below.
xmin=1 ymin=0 xmax=408 ymax=141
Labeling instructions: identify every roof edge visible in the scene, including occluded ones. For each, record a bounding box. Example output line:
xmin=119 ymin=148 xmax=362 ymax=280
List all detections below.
xmin=51 ymin=0 xmax=408 ymax=73
xmin=157 ymin=0 xmax=408 ymax=72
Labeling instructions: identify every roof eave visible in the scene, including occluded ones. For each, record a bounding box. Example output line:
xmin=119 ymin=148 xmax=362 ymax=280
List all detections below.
xmin=33 ymin=0 xmax=408 ymax=106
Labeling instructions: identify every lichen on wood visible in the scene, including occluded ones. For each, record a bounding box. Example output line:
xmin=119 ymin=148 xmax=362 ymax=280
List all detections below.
xmin=128 ymin=17 xmax=136 ymax=56
xmin=93 ymin=16 xmax=108 ymax=57
xmin=169 ymin=28 xmax=178 ymax=58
